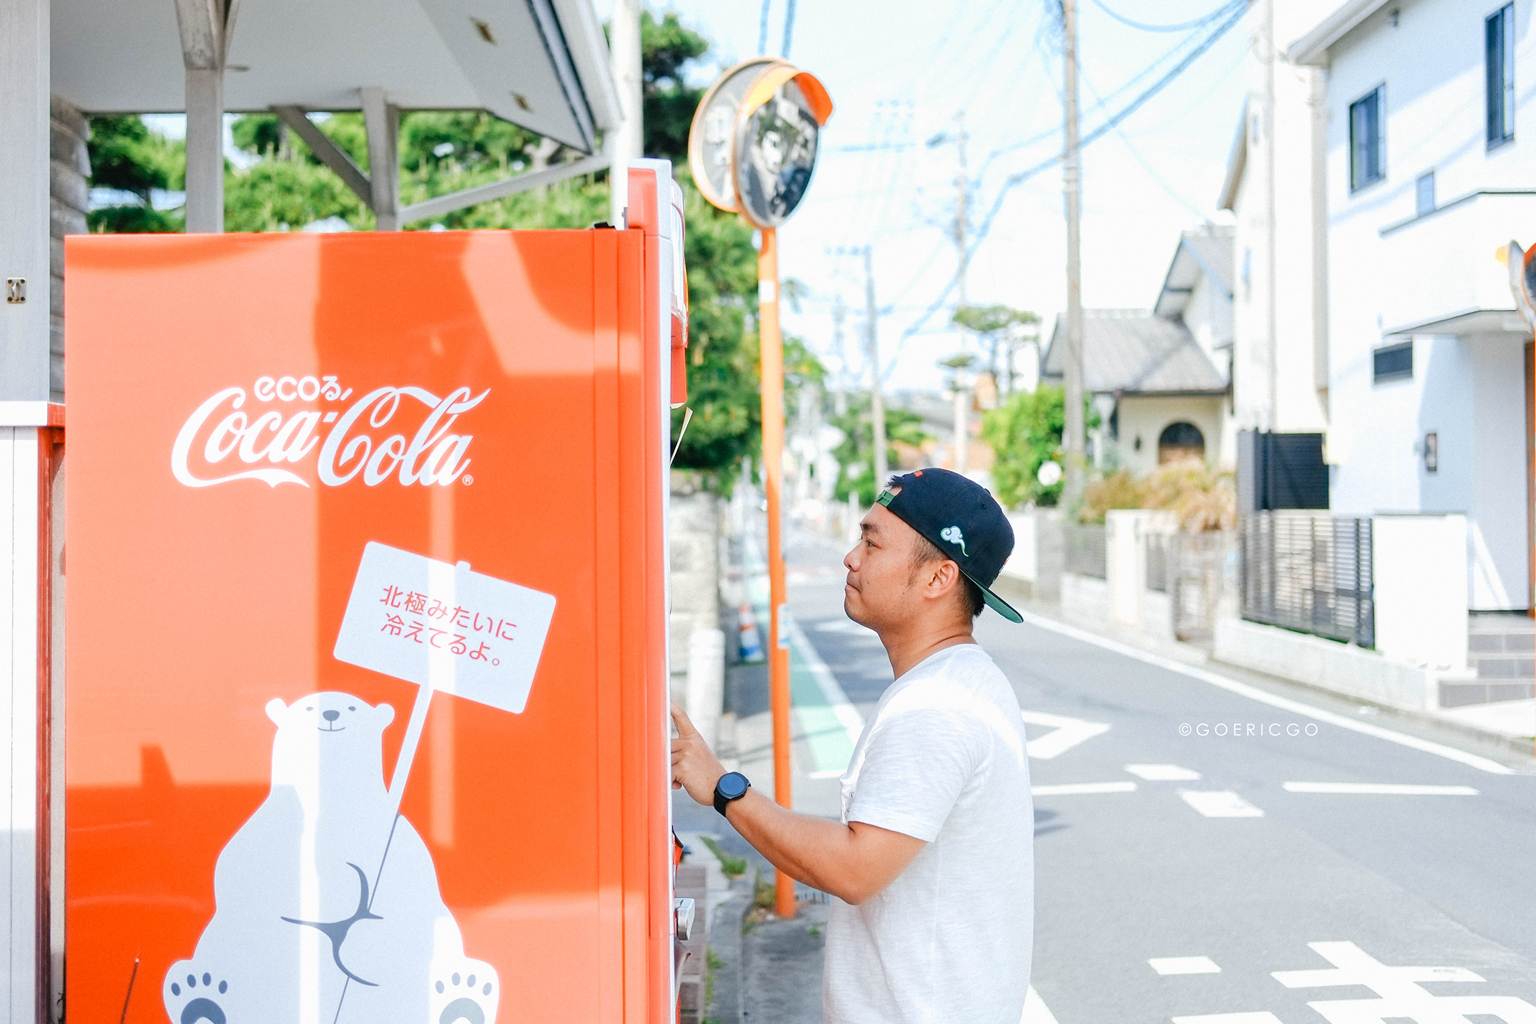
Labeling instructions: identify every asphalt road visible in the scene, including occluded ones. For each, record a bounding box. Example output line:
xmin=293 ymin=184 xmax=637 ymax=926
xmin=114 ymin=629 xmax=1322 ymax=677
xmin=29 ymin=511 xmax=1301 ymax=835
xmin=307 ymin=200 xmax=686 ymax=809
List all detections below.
xmin=717 ymin=521 xmax=1536 ymax=1024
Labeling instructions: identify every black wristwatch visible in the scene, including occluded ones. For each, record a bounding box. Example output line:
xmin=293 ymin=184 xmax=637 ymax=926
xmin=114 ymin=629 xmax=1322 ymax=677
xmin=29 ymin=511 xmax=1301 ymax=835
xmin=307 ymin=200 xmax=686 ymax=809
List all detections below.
xmin=713 ymin=772 xmax=751 ymax=816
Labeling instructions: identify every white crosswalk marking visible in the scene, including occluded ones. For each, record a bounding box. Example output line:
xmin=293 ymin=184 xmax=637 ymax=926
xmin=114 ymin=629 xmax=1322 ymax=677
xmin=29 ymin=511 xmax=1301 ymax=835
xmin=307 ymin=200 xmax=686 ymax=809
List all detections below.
xmin=1172 ymin=1014 xmax=1285 ymax=1023
xmin=1180 ymin=790 xmax=1264 ymax=818
xmin=1272 ymin=940 xmax=1536 ymax=1023
xmin=1151 ymin=956 xmax=1222 ymax=975
xmin=1126 ymin=763 xmax=1203 ymax=781
xmin=1020 ymin=710 xmax=1111 ymax=759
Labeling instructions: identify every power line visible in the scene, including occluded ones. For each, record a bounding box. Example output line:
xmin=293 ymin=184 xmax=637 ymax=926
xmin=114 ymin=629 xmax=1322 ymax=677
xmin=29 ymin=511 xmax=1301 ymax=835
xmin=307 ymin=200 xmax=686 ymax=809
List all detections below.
xmin=881 ymin=0 xmax=1249 ymax=378
xmin=758 ymin=0 xmax=772 ymax=54
xmin=1081 ymin=71 xmax=1207 ymax=219
xmin=970 ymin=0 xmax=1247 ymax=250
xmin=1088 ymin=0 xmax=1239 ymax=32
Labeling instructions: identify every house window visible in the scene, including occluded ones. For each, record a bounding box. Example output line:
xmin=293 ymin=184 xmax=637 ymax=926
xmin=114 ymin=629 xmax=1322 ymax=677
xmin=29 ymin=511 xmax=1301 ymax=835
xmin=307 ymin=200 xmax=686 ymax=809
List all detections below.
xmin=1350 ymin=86 xmax=1385 ymax=191
xmin=1487 ymin=3 xmax=1515 ymax=147
xmin=1373 ymin=341 xmax=1413 ymax=383
xmin=1416 ymin=171 xmax=1435 ymax=216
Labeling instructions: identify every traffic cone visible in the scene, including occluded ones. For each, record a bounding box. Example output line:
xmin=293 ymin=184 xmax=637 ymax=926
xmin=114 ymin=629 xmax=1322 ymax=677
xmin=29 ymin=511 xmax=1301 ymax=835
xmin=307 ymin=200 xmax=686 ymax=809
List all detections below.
xmin=737 ymin=602 xmax=765 ymax=663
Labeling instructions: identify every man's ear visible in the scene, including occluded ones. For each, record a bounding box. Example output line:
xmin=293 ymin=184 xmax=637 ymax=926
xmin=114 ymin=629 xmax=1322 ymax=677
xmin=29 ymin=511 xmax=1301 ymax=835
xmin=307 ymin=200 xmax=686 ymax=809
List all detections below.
xmin=265 ymin=698 xmax=287 ymax=725
xmin=925 ymin=559 xmax=962 ymax=599
xmin=376 ymin=703 xmax=395 ymax=727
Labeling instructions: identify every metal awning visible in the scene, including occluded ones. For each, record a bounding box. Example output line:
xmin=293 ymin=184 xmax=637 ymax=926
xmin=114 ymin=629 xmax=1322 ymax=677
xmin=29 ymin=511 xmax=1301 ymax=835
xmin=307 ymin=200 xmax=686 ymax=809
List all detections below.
xmin=51 ymin=0 xmax=619 ymax=152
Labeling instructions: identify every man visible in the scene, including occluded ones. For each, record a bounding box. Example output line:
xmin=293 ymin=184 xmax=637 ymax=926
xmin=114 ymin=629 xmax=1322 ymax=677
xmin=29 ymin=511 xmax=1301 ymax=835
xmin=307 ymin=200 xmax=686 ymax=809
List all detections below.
xmin=671 ymin=468 xmax=1033 ymax=1024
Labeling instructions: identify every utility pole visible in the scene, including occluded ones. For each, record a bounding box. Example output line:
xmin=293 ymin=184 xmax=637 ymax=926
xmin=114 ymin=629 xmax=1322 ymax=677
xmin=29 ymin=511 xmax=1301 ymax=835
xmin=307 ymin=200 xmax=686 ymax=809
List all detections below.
xmin=864 ymin=247 xmax=888 ymax=487
xmin=832 ymin=295 xmax=848 ymax=417
xmin=1061 ymin=0 xmax=1086 ymax=507
xmin=950 ymin=112 xmax=971 ymax=309
xmin=608 ymin=0 xmax=642 ymax=227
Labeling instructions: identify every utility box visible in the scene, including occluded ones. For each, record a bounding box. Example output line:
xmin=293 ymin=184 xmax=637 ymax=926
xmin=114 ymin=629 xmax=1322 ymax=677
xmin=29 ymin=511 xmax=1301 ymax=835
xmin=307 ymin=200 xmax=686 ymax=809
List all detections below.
xmin=63 ymin=165 xmax=686 ymax=1024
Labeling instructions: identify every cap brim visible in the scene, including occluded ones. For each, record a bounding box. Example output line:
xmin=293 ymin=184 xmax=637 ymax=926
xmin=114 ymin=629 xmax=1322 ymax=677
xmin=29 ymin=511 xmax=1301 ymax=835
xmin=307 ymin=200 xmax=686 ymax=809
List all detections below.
xmin=960 ymin=569 xmax=1023 ymax=623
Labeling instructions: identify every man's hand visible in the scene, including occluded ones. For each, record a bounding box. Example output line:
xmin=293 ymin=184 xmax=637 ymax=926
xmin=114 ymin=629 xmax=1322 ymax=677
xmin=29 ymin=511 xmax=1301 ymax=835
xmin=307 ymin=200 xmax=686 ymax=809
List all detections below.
xmin=671 ymin=703 xmax=727 ymax=807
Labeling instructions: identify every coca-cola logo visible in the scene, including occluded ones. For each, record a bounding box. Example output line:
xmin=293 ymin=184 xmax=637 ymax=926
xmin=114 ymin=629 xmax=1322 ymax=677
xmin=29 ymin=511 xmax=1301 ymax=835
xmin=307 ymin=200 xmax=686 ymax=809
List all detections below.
xmin=171 ymin=376 xmax=489 ymax=489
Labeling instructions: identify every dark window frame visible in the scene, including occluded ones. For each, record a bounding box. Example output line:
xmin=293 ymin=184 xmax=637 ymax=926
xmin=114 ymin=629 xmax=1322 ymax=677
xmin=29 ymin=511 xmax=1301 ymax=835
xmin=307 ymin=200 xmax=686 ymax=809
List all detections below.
xmin=1373 ymin=340 xmax=1413 ymax=384
xmin=1487 ymin=3 xmax=1516 ymax=149
xmin=1350 ymin=85 xmax=1386 ymax=192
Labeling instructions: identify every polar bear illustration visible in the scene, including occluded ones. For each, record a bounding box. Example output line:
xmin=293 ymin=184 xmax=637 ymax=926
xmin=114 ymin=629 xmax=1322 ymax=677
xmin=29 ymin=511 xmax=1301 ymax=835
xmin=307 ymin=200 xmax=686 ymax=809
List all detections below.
xmin=163 ymin=693 xmax=498 ymax=1024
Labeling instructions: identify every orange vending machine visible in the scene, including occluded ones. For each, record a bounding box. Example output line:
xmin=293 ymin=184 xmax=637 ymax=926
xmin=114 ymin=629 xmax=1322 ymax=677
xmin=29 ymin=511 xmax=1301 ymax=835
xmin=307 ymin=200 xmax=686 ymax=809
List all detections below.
xmin=63 ymin=163 xmax=686 ymax=1024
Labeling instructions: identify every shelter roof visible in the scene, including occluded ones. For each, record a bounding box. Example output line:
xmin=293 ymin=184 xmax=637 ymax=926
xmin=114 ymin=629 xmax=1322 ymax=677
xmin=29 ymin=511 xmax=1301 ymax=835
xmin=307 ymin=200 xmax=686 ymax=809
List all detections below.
xmin=51 ymin=0 xmax=618 ymax=152
xmin=1043 ymin=309 xmax=1227 ymax=395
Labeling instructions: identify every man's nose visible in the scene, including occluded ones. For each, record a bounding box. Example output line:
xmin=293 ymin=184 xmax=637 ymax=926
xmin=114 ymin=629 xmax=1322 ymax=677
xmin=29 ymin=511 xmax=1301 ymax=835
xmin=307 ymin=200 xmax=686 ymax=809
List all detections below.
xmin=323 ymin=710 xmax=340 ymax=722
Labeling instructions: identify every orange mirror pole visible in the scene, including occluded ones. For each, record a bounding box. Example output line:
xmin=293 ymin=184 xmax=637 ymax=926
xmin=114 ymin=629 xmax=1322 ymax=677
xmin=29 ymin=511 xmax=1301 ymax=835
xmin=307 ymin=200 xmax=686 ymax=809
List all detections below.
xmin=757 ymin=225 xmax=797 ymax=919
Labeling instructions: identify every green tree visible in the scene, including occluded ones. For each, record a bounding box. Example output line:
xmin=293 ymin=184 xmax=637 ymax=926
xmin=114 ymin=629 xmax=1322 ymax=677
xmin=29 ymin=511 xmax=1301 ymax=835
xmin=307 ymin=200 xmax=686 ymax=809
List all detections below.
xmin=831 ymin=397 xmax=931 ymax=506
xmin=87 ymin=116 xmax=184 ymax=233
xmin=951 ymin=303 xmax=1040 ymax=382
xmin=639 ymin=10 xmax=709 ymax=162
xmin=981 ymin=386 xmax=1066 ymax=509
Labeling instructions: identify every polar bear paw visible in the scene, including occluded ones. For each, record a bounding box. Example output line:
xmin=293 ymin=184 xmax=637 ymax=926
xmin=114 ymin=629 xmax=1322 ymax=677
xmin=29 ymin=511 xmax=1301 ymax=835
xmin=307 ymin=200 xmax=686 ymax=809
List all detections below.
xmin=429 ymin=959 xmax=498 ymax=1024
xmin=163 ymin=963 xmax=231 ymax=1024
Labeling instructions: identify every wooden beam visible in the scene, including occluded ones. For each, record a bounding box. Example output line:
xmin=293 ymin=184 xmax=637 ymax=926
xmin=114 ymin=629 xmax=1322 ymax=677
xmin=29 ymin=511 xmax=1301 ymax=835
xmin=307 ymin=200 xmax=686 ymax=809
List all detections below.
xmin=271 ymin=106 xmax=372 ymax=206
xmin=400 ymin=150 xmax=609 ymax=225
xmin=360 ymin=87 xmax=399 ymax=231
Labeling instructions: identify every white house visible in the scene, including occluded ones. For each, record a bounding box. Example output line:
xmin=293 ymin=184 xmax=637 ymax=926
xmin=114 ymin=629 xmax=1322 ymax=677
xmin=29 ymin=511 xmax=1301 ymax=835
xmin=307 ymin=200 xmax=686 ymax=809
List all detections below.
xmin=1219 ymin=0 xmax=1333 ymax=439
xmin=1290 ymin=0 xmax=1533 ymax=612
xmin=1042 ymin=224 xmax=1234 ymax=477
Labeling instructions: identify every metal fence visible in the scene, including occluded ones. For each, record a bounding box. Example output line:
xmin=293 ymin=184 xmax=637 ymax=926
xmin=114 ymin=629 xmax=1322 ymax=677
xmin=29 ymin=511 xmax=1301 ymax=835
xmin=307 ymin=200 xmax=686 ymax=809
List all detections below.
xmin=1238 ymin=512 xmax=1374 ymax=647
xmin=1065 ymin=523 xmax=1107 ymax=579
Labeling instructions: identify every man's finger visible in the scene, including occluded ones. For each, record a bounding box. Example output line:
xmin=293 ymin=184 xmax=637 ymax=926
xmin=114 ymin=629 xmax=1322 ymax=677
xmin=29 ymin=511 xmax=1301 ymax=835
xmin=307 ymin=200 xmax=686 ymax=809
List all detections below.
xmin=670 ymin=701 xmax=699 ymax=738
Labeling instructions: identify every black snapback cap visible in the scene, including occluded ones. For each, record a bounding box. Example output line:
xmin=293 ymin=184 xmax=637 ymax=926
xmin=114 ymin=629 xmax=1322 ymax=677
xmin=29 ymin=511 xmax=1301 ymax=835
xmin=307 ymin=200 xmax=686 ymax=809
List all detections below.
xmin=875 ymin=469 xmax=1022 ymax=623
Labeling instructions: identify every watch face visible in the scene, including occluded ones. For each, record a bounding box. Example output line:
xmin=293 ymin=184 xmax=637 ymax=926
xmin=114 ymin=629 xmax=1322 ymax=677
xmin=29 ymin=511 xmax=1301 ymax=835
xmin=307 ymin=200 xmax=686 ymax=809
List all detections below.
xmin=718 ymin=772 xmax=749 ymax=800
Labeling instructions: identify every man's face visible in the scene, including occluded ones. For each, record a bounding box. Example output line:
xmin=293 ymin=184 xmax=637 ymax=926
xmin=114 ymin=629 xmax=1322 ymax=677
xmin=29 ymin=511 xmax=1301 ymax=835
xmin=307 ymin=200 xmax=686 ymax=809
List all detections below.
xmin=842 ymin=503 xmax=929 ymax=630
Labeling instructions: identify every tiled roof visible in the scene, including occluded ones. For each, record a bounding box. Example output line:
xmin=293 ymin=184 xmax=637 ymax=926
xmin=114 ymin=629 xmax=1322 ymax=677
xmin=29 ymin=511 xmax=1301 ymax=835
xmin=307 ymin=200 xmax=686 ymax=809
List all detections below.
xmin=1042 ymin=309 xmax=1227 ymax=394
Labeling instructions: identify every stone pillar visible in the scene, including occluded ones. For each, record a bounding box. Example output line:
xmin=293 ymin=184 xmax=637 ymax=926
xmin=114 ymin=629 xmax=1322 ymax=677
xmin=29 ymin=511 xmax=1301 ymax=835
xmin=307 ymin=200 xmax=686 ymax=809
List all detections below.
xmin=669 ymin=476 xmax=722 ymax=742
xmin=0 ymin=0 xmax=51 ymax=402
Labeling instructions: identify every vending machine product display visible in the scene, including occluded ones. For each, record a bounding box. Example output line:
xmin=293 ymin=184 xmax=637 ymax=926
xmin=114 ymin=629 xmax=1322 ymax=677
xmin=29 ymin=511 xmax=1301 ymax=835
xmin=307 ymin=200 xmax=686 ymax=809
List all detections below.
xmin=64 ymin=164 xmax=686 ymax=1024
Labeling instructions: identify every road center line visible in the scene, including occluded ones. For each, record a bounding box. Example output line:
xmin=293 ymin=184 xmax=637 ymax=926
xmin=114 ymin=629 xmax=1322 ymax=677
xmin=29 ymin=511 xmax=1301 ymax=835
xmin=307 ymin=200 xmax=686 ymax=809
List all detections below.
xmin=1012 ymin=608 xmax=1516 ymax=775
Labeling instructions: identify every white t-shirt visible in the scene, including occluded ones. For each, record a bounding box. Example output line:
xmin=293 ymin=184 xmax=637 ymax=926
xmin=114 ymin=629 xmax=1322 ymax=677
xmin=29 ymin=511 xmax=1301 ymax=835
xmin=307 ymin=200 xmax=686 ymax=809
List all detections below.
xmin=823 ymin=643 xmax=1033 ymax=1024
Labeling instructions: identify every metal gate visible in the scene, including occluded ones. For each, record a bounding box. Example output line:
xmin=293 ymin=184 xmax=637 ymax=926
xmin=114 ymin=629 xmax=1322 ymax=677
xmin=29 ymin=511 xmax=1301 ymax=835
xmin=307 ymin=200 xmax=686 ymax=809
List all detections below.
xmin=1238 ymin=512 xmax=1374 ymax=647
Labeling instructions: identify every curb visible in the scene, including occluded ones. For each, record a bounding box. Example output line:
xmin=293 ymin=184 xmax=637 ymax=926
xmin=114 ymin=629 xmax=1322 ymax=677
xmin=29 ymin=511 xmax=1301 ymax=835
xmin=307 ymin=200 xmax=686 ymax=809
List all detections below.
xmin=705 ymin=882 xmax=754 ymax=1024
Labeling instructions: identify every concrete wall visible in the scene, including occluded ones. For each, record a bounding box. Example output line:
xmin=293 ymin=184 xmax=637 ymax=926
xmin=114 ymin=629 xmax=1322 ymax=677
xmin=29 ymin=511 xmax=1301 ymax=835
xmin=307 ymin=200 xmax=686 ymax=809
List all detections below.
xmin=1320 ymin=0 xmax=1534 ymax=611
xmin=1215 ymin=616 xmax=1441 ymax=710
xmin=1114 ymin=394 xmax=1229 ymax=476
xmin=1373 ymin=514 xmax=1468 ymax=671
xmin=668 ymin=482 xmax=723 ymax=744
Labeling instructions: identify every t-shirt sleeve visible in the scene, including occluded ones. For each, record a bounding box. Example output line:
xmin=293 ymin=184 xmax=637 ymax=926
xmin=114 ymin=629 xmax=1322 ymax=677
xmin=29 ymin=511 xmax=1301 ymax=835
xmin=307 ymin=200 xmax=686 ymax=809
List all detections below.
xmin=845 ymin=704 xmax=987 ymax=843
